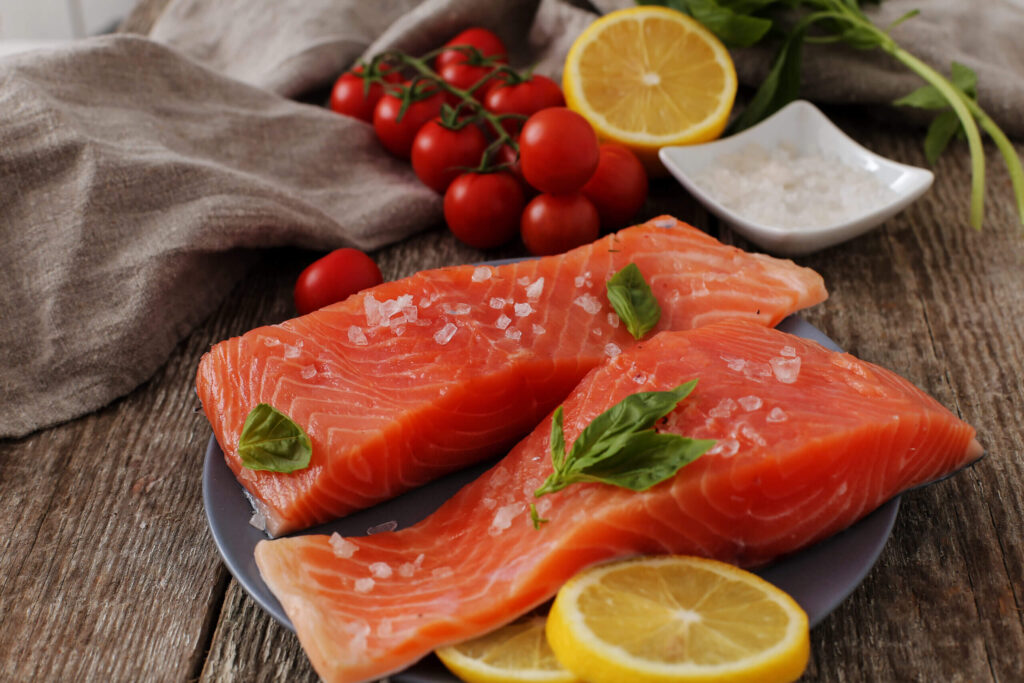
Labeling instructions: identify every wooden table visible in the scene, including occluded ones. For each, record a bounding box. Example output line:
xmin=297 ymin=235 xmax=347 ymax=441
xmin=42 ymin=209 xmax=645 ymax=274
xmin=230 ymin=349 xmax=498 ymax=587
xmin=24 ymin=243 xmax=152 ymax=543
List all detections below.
xmin=3 ymin=8 xmax=1022 ymax=683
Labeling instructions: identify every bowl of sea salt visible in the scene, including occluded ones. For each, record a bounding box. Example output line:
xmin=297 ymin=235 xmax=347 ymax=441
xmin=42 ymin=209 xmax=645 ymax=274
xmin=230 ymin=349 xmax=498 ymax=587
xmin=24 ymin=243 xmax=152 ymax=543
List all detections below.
xmin=659 ymin=99 xmax=933 ymax=255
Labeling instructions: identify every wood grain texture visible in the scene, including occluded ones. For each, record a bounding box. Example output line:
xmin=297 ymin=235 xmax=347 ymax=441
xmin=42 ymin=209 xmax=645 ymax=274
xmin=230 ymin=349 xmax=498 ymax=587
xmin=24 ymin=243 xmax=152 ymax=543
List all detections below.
xmin=1 ymin=1 xmax=1019 ymax=679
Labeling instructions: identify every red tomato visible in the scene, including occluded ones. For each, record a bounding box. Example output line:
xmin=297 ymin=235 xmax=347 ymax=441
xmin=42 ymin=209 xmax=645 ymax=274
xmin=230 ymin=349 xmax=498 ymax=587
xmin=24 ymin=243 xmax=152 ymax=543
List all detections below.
xmin=444 ymin=172 xmax=525 ymax=249
xmin=439 ymin=61 xmax=502 ymax=98
xmin=435 ymin=27 xmax=507 ymax=71
xmin=411 ymin=120 xmax=489 ymax=193
xmin=581 ymin=143 xmax=649 ymax=231
xmin=294 ymin=248 xmax=383 ymax=315
xmin=373 ymin=87 xmax=445 ymax=159
xmin=328 ymin=66 xmax=402 ymax=122
xmin=484 ymin=75 xmax=565 ymax=134
xmin=519 ymin=108 xmax=599 ymax=195
xmin=520 ymin=193 xmax=600 ymax=256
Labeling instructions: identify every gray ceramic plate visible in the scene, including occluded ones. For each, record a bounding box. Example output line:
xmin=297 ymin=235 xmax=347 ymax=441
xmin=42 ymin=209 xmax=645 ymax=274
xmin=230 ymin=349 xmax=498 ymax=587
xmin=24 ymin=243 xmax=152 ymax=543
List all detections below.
xmin=202 ymin=315 xmax=900 ymax=682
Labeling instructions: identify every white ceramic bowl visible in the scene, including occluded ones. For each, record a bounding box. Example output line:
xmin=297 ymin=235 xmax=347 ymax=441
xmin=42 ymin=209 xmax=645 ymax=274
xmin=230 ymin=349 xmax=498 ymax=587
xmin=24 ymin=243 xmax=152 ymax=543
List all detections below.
xmin=659 ymin=100 xmax=934 ymax=256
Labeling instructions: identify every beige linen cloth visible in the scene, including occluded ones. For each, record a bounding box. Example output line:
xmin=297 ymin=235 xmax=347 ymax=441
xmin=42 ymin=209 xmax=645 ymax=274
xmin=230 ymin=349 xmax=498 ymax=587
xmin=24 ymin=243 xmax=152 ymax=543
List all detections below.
xmin=1 ymin=0 xmax=1022 ymax=438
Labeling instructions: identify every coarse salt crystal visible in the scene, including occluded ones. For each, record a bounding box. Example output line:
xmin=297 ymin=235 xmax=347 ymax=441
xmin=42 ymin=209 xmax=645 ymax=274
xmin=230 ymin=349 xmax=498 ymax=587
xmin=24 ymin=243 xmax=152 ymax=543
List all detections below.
xmin=329 ymin=533 xmax=358 ymax=558
xmin=632 ymin=372 xmax=649 ymax=385
xmin=532 ymin=324 xmax=546 ymax=335
xmin=354 ymin=578 xmax=375 ymax=593
xmin=418 ymin=295 xmax=434 ymax=308
xmin=364 ymin=294 xmax=383 ymax=327
xmin=283 ymin=345 xmax=301 ymax=359
xmin=506 ymin=328 xmax=522 ymax=341
xmin=770 ymin=356 xmax=802 ymax=384
xmin=445 ymin=303 xmax=472 ymax=315
xmin=780 ymin=346 xmax=798 ymax=358
xmin=604 ymin=343 xmax=621 ymax=358
xmin=434 ymin=323 xmax=458 ymax=345
xmin=348 ymin=325 xmax=368 ymax=346
xmin=482 ymin=497 xmax=497 ymax=510
xmin=472 ymin=266 xmax=492 ymax=282
xmin=525 ymin=277 xmax=545 ymax=300
xmin=300 ymin=365 xmax=316 ymax=379
xmin=653 ymin=218 xmax=676 ymax=229
xmin=398 ymin=554 xmax=425 ymax=578
xmin=496 ymin=314 xmax=512 ymax=330
xmin=592 ymin=328 xmax=602 ymax=337
xmin=574 ymin=276 xmax=586 ymax=288
xmin=607 ymin=313 xmax=620 ymax=328
xmin=738 ymin=395 xmax=763 ymax=412
xmin=574 ymin=294 xmax=602 ymax=314
xmin=263 ymin=337 xmax=280 ymax=347
xmin=766 ymin=407 xmax=788 ymax=422
xmin=367 ymin=520 xmax=398 ymax=535
xmin=491 ymin=468 xmax=511 ymax=486
xmin=708 ymin=438 xmax=740 ymax=458
xmin=369 ymin=562 xmax=393 ymax=579
xmin=518 ymin=276 xmax=531 ymax=286
xmin=740 ymin=423 xmax=767 ymax=446
xmin=710 ymin=398 xmax=737 ymax=418
xmin=489 ymin=297 xmax=507 ymax=309
xmin=489 ymin=504 xmax=520 ymax=535
xmin=514 ymin=302 xmax=533 ymax=317
xmin=721 ymin=355 xmax=746 ymax=372
xmin=248 ymin=510 xmax=265 ymax=531
xmin=535 ymin=498 xmax=553 ymax=515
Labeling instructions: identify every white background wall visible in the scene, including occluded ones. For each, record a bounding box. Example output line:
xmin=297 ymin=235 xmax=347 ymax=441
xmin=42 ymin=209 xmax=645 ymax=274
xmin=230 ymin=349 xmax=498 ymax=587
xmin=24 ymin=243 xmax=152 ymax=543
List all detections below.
xmin=0 ymin=0 xmax=136 ymax=40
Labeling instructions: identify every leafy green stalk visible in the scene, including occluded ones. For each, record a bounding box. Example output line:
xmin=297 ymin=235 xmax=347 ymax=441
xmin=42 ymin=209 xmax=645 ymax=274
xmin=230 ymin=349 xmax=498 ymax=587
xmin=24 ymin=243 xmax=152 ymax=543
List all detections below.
xmin=533 ymin=381 xmax=715 ymax=503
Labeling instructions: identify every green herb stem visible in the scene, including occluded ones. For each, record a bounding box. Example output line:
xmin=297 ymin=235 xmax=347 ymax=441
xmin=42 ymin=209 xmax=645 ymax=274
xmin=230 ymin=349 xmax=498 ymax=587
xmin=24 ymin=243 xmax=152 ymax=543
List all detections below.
xmin=885 ymin=45 xmax=987 ymax=230
xmin=962 ymin=98 xmax=1024 ymax=228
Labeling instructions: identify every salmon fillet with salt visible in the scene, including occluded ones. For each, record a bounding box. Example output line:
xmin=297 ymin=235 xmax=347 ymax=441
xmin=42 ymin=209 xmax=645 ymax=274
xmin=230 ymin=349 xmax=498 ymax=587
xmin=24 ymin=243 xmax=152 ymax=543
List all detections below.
xmin=255 ymin=320 xmax=981 ymax=683
xmin=196 ymin=217 xmax=827 ymax=535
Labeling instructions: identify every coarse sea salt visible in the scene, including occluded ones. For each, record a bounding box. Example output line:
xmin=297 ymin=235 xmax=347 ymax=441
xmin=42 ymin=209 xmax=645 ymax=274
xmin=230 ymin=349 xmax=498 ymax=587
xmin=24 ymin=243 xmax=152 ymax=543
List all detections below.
xmin=348 ymin=325 xmax=368 ymax=346
xmin=369 ymin=562 xmax=393 ymax=579
xmin=489 ymin=297 xmax=507 ymax=309
xmin=692 ymin=143 xmax=895 ymax=229
xmin=525 ymin=277 xmax=544 ymax=300
xmin=495 ymin=314 xmax=512 ymax=330
xmin=604 ymin=343 xmax=621 ymax=358
xmin=472 ymin=266 xmax=492 ymax=282
xmin=367 ymin=520 xmax=398 ymax=535
xmin=532 ymin=324 xmax=546 ymax=335
xmin=514 ymin=302 xmax=533 ymax=317
xmin=329 ymin=533 xmax=358 ymax=558
xmin=574 ymin=293 xmax=602 ymax=315
xmin=770 ymin=356 xmax=802 ymax=384
xmin=445 ymin=303 xmax=472 ymax=315
xmin=738 ymin=395 xmax=763 ymax=412
xmin=354 ymin=578 xmax=375 ymax=593
xmin=434 ymin=323 xmax=458 ymax=345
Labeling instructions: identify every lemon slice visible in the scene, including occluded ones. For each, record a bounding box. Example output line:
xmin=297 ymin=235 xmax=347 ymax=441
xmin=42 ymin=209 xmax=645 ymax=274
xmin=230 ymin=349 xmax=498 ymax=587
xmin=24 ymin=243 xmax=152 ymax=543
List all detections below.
xmin=436 ymin=615 xmax=580 ymax=683
xmin=563 ymin=6 xmax=737 ymax=172
xmin=546 ymin=556 xmax=809 ymax=683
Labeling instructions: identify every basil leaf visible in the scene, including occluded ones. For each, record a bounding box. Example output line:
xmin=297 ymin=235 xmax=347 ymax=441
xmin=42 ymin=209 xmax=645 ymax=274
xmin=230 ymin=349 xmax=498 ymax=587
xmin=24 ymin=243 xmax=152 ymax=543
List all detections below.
xmin=895 ymin=62 xmax=979 ymax=110
xmin=238 ymin=403 xmax=312 ymax=473
xmin=533 ymin=381 xmax=710 ymax=507
xmin=726 ymin=25 xmax=805 ymax=134
xmin=574 ymin=431 xmax=715 ymax=491
xmin=683 ymin=0 xmax=773 ymax=47
xmin=606 ymin=263 xmax=661 ymax=340
xmin=924 ymin=110 xmax=961 ymax=164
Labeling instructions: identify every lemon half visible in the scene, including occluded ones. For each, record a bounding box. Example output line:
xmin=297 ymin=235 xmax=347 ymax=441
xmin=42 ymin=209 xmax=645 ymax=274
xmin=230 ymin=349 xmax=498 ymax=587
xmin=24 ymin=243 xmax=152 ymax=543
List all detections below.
xmin=546 ymin=556 xmax=810 ymax=683
xmin=564 ymin=6 xmax=738 ymax=172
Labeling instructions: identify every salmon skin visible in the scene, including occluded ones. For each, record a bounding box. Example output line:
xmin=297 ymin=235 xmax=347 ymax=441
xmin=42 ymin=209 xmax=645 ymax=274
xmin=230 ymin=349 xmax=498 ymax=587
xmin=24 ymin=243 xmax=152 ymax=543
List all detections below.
xmin=196 ymin=216 xmax=827 ymax=536
xmin=255 ymin=320 xmax=981 ymax=683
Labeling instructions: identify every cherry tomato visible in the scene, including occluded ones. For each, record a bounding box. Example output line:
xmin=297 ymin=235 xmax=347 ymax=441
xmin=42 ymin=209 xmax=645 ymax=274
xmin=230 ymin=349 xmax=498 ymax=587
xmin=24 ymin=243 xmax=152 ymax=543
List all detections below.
xmin=581 ymin=143 xmax=649 ymax=231
xmin=411 ymin=120 xmax=489 ymax=193
xmin=439 ymin=61 xmax=502 ymax=98
xmin=435 ymin=28 xmax=507 ymax=71
xmin=519 ymin=108 xmax=599 ymax=195
xmin=373 ymin=87 xmax=445 ymax=159
xmin=328 ymin=66 xmax=402 ymax=122
xmin=294 ymin=248 xmax=383 ymax=315
xmin=485 ymin=75 xmax=565 ymax=134
xmin=520 ymin=193 xmax=600 ymax=256
xmin=444 ymin=172 xmax=525 ymax=249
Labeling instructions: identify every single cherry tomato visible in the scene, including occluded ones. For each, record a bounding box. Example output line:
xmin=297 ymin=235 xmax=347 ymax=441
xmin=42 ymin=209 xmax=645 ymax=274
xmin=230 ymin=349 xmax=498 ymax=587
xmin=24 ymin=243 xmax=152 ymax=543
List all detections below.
xmin=294 ymin=248 xmax=383 ymax=315
xmin=435 ymin=27 xmax=507 ymax=71
xmin=520 ymin=193 xmax=600 ymax=256
xmin=439 ymin=61 xmax=502 ymax=98
xmin=411 ymin=120 xmax=489 ymax=193
xmin=444 ymin=172 xmax=525 ymax=249
xmin=373 ymin=86 xmax=445 ymax=159
xmin=581 ymin=143 xmax=649 ymax=231
xmin=519 ymin=108 xmax=599 ymax=195
xmin=484 ymin=75 xmax=565 ymax=134
xmin=328 ymin=66 xmax=402 ymax=122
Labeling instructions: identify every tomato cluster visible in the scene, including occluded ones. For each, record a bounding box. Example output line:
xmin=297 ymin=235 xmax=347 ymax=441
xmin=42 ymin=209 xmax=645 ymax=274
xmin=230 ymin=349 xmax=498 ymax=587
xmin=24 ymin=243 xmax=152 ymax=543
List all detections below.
xmin=329 ymin=27 xmax=649 ymax=256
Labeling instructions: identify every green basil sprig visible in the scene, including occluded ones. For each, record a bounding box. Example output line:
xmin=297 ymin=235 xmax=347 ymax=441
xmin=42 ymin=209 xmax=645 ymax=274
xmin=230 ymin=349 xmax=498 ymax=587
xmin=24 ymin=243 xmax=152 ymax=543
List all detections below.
xmin=533 ymin=381 xmax=715 ymax=516
xmin=238 ymin=403 xmax=312 ymax=473
xmin=606 ymin=263 xmax=661 ymax=340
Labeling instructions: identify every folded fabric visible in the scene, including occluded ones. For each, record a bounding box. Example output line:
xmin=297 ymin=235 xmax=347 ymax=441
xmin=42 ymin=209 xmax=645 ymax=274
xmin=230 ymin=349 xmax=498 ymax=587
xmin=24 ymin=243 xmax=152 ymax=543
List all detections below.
xmin=0 ymin=35 xmax=439 ymax=438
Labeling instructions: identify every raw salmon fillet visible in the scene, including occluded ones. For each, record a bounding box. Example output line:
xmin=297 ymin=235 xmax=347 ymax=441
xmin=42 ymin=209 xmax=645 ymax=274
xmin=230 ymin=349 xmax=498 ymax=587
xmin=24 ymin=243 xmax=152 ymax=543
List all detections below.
xmin=197 ymin=216 xmax=827 ymax=535
xmin=255 ymin=320 xmax=981 ymax=683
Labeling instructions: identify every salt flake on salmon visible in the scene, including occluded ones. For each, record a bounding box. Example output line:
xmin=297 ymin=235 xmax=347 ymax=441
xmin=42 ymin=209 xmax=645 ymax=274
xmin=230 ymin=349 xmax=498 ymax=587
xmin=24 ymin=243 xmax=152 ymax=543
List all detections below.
xmin=196 ymin=217 xmax=827 ymax=535
xmin=256 ymin=320 xmax=980 ymax=683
